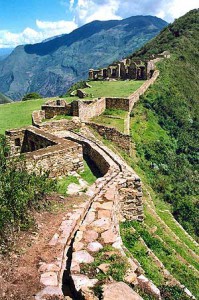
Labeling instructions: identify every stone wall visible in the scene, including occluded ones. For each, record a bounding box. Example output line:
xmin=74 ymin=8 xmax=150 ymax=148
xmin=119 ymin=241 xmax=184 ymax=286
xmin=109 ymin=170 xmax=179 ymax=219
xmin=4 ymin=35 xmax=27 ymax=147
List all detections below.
xmin=22 ymin=128 xmax=56 ymax=153
xmin=106 ymin=97 xmax=130 ymax=111
xmin=32 ymin=110 xmax=45 ymax=127
xmin=41 ymin=104 xmax=72 ymax=119
xmin=5 ymin=128 xmax=26 ymax=155
xmin=86 ymin=122 xmax=131 ymax=153
xmin=32 ymin=110 xmax=81 ymax=133
xmin=34 ymin=129 xmax=144 ymax=299
xmin=24 ymin=143 xmax=83 ymax=177
xmin=129 ymin=70 xmax=159 ymax=111
xmin=71 ymin=98 xmax=106 ymax=121
xmin=57 ymin=129 xmax=143 ymax=221
xmin=40 ymin=119 xmax=81 ymax=134
xmin=6 ymin=126 xmax=84 ymax=178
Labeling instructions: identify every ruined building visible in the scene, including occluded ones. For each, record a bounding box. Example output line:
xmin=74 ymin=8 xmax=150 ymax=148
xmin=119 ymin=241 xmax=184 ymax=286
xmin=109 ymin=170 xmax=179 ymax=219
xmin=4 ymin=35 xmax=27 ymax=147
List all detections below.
xmin=89 ymin=51 xmax=170 ymax=81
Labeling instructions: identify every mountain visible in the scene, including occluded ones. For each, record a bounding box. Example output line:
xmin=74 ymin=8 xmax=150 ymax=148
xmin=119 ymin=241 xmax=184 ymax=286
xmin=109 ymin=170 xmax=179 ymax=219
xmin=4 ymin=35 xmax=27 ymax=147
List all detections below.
xmin=0 ymin=92 xmax=12 ymax=104
xmin=129 ymin=9 xmax=199 ymax=238
xmin=0 ymin=16 xmax=167 ymax=100
xmin=0 ymin=48 xmax=13 ymax=61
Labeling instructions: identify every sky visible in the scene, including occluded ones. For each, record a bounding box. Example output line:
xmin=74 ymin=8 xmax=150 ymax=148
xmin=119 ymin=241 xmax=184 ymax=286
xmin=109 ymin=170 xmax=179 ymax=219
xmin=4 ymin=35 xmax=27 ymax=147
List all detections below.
xmin=0 ymin=0 xmax=198 ymax=48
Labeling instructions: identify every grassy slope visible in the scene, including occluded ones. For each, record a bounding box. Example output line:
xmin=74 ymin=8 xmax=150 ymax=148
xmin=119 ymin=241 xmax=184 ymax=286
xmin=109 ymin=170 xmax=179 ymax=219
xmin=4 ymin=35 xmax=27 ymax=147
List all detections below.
xmin=0 ymin=99 xmax=46 ymax=134
xmin=130 ymin=9 xmax=199 ymax=238
xmin=0 ymin=96 xmax=75 ymax=134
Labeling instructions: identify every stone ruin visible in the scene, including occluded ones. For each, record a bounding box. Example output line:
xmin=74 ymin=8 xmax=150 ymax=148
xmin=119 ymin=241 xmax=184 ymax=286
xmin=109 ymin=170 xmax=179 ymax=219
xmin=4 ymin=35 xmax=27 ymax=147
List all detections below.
xmin=89 ymin=51 xmax=170 ymax=81
xmin=5 ymin=52 xmax=181 ymax=300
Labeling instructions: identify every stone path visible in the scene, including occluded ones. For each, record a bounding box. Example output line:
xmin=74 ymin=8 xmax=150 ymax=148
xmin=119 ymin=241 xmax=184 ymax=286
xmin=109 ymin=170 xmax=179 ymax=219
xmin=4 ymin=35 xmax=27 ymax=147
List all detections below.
xmin=35 ymin=128 xmax=147 ymax=299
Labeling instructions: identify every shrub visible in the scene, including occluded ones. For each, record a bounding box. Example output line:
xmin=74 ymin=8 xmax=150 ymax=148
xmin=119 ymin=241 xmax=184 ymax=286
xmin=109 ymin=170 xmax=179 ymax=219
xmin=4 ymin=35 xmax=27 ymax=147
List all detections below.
xmin=0 ymin=135 xmax=55 ymax=248
xmin=22 ymin=92 xmax=42 ymax=101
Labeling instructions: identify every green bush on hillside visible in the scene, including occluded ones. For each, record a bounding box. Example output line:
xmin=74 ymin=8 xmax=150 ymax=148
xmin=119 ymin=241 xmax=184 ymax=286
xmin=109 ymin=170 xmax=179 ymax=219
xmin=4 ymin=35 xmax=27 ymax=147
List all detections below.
xmin=0 ymin=135 xmax=55 ymax=249
xmin=22 ymin=92 xmax=42 ymax=101
xmin=62 ymin=81 xmax=88 ymax=97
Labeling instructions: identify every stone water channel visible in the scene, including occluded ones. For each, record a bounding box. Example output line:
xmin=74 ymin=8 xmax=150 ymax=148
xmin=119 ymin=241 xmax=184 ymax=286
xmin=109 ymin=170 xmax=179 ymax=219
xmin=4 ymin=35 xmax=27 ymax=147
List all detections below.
xmin=35 ymin=129 xmax=145 ymax=299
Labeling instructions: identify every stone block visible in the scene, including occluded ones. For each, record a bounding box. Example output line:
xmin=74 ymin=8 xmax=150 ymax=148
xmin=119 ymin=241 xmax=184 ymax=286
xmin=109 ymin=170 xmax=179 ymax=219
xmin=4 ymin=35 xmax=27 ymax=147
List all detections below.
xmin=73 ymin=250 xmax=94 ymax=264
xmin=103 ymin=282 xmax=143 ymax=300
xmin=40 ymin=272 xmax=58 ymax=286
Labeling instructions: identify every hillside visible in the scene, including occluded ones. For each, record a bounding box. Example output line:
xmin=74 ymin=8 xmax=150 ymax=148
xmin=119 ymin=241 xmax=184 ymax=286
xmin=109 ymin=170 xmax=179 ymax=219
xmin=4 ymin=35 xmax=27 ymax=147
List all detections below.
xmin=0 ymin=92 xmax=12 ymax=104
xmin=129 ymin=9 xmax=199 ymax=238
xmin=0 ymin=15 xmax=167 ymax=100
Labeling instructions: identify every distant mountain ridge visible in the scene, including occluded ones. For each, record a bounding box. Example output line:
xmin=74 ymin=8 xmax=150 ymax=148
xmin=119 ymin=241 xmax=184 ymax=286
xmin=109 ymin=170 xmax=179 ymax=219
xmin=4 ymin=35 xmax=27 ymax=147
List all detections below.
xmin=0 ymin=48 xmax=13 ymax=61
xmin=0 ymin=15 xmax=167 ymax=100
xmin=0 ymin=92 xmax=12 ymax=104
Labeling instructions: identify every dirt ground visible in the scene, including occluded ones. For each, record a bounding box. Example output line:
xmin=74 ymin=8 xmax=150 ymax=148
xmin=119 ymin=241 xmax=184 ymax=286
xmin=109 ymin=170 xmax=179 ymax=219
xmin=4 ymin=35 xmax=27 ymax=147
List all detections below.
xmin=0 ymin=194 xmax=86 ymax=300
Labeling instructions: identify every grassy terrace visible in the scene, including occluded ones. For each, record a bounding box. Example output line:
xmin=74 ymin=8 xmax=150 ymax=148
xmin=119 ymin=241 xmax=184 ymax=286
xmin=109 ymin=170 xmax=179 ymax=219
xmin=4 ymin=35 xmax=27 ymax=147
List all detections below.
xmin=0 ymin=96 xmax=76 ymax=134
xmin=92 ymin=108 xmax=129 ymax=133
xmin=0 ymin=80 xmax=144 ymax=135
xmin=82 ymin=80 xmax=144 ymax=98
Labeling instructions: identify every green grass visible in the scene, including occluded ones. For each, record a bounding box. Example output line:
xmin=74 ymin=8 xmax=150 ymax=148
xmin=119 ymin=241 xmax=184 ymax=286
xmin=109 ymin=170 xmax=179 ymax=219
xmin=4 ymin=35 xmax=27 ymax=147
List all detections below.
xmin=144 ymin=207 xmax=199 ymax=271
xmin=57 ymin=176 xmax=79 ymax=195
xmin=0 ymin=96 xmax=75 ymax=134
xmin=0 ymin=99 xmax=46 ymax=134
xmin=122 ymin=221 xmax=199 ymax=299
xmin=121 ymin=224 xmax=165 ymax=287
xmin=82 ymin=80 xmax=144 ymax=98
xmin=130 ymin=103 xmax=171 ymax=145
xmin=157 ymin=209 xmax=199 ymax=255
xmin=92 ymin=108 xmax=128 ymax=133
xmin=80 ymin=160 xmax=97 ymax=185
xmin=92 ymin=115 xmax=125 ymax=132
xmin=103 ymin=108 xmax=128 ymax=118
xmin=57 ymin=160 xmax=97 ymax=195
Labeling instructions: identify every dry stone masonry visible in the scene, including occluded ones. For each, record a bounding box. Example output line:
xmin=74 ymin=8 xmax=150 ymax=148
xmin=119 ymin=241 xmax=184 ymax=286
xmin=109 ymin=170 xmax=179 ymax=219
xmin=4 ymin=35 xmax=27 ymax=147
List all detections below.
xmin=6 ymin=126 xmax=84 ymax=177
xmin=6 ymin=54 xmax=171 ymax=299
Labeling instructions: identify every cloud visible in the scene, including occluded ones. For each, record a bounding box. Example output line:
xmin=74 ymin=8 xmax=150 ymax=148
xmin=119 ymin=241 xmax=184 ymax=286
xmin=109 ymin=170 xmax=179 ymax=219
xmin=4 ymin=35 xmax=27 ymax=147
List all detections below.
xmin=0 ymin=19 xmax=78 ymax=48
xmin=73 ymin=0 xmax=122 ymax=25
xmin=73 ymin=0 xmax=198 ymax=25
xmin=36 ymin=19 xmax=77 ymax=35
xmin=0 ymin=0 xmax=198 ymax=48
xmin=166 ymin=0 xmax=198 ymax=20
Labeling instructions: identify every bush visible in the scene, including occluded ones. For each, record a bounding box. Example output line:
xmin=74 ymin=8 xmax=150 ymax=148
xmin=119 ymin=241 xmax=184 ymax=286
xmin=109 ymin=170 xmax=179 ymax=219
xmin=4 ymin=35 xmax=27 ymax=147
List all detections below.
xmin=62 ymin=81 xmax=88 ymax=97
xmin=0 ymin=135 xmax=55 ymax=247
xmin=160 ymin=285 xmax=190 ymax=300
xmin=22 ymin=92 xmax=42 ymax=101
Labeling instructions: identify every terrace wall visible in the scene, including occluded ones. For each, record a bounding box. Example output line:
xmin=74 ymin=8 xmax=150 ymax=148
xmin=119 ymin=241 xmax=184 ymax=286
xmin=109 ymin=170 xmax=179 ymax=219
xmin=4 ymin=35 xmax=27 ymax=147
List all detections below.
xmin=106 ymin=97 xmax=130 ymax=111
xmin=87 ymin=122 xmax=131 ymax=153
xmin=71 ymin=98 xmax=106 ymax=121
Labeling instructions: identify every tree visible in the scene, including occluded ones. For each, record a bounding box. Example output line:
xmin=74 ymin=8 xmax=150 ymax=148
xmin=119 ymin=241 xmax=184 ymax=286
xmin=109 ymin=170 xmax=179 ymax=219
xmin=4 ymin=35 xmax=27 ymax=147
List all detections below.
xmin=22 ymin=92 xmax=42 ymax=101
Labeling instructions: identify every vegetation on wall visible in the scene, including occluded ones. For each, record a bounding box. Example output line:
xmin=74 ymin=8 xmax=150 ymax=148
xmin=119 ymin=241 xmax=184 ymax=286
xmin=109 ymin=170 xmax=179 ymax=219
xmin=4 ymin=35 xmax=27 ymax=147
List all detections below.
xmin=130 ymin=9 xmax=199 ymax=238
